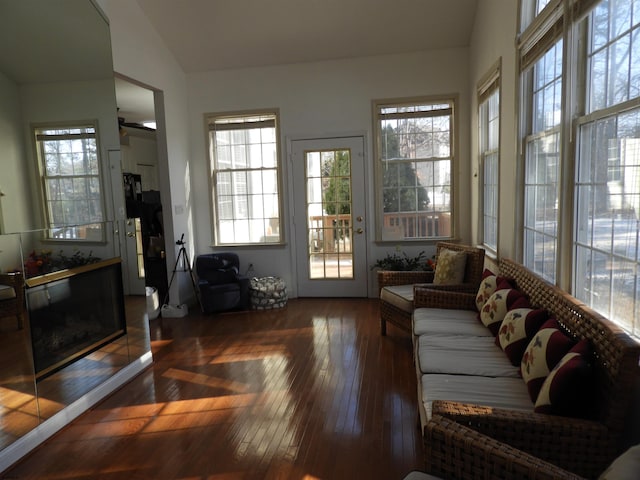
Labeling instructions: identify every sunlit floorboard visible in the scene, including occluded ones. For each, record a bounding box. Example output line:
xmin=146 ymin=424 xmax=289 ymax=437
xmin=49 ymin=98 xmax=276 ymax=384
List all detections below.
xmin=4 ymin=298 xmax=422 ymax=479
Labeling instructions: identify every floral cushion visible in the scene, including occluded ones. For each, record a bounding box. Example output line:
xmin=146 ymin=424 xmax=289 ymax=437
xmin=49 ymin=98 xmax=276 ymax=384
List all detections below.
xmin=496 ymin=308 xmax=548 ymax=366
xmin=479 ymin=288 xmax=530 ymax=335
xmin=534 ymin=339 xmax=592 ymax=417
xmin=475 ymin=269 xmax=515 ymax=312
xmin=433 ymin=249 xmax=467 ymax=285
xmin=520 ymin=318 xmax=576 ymax=403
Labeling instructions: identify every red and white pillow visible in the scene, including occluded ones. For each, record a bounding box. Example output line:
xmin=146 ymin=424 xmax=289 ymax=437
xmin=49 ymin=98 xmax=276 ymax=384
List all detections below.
xmin=534 ymin=339 xmax=593 ymax=417
xmin=475 ymin=269 xmax=516 ymax=313
xmin=475 ymin=269 xmax=500 ymax=311
xmin=520 ymin=318 xmax=576 ymax=403
xmin=479 ymin=288 xmax=530 ymax=336
xmin=496 ymin=308 xmax=548 ymax=366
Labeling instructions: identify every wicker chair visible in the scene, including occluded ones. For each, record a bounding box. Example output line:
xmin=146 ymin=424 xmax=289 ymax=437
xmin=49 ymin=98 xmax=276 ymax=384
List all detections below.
xmin=378 ymin=242 xmax=485 ymax=335
xmin=0 ymin=272 xmax=25 ymax=330
xmin=421 ymin=415 xmax=586 ymax=480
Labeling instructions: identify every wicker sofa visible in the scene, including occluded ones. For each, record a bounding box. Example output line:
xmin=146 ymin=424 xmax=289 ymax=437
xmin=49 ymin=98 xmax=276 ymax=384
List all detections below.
xmin=413 ymin=258 xmax=640 ymax=479
xmin=377 ymin=242 xmax=485 ymax=335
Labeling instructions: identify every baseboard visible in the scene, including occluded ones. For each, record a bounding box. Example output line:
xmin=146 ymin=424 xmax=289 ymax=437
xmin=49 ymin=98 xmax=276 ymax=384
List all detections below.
xmin=0 ymin=351 xmax=153 ymax=473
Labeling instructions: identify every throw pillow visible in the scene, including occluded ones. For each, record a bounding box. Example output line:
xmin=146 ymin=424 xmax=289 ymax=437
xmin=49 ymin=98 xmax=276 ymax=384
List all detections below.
xmin=479 ymin=288 xmax=530 ymax=335
xmin=534 ymin=339 xmax=592 ymax=417
xmin=497 ymin=308 xmax=548 ymax=366
xmin=475 ymin=270 xmax=516 ymax=312
xmin=520 ymin=318 xmax=576 ymax=403
xmin=433 ymin=249 xmax=467 ymax=285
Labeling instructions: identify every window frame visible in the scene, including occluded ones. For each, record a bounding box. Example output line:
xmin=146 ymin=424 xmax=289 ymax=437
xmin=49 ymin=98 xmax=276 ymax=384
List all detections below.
xmin=518 ymin=0 xmax=640 ymax=339
xmin=372 ymin=95 xmax=458 ymax=243
xmin=478 ymin=60 xmax=502 ymax=255
xmin=33 ymin=121 xmax=106 ymax=242
xmin=206 ymin=109 xmax=285 ymax=247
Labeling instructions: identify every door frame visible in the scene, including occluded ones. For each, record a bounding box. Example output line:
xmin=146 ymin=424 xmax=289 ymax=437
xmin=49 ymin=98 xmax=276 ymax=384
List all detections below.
xmin=287 ymin=133 xmax=370 ymax=297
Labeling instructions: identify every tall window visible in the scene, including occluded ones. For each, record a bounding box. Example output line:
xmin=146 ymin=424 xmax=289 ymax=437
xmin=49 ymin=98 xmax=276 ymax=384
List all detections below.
xmin=520 ymin=0 xmax=564 ymax=283
xmin=374 ymin=98 xmax=455 ymax=241
xmin=478 ymin=64 xmax=501 ymax=253
xmin=573 ymin=0 xmax=640 ymax=336
xmin=518 ymin=0 xmax=640 ymax=338
xmin=207 ymin=111 xmax=282 ymax=245
xmin=34 ymin=124 xmax=104 ymax=240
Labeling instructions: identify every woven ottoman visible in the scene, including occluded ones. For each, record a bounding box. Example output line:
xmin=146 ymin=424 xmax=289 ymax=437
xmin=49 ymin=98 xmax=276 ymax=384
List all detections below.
xmin=249 ymin=276 xmax=288 ymax=310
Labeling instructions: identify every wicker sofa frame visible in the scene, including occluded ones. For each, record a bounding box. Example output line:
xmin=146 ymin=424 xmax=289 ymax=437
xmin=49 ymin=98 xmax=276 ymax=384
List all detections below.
xmin=424 ymin=415 xmax=585 ymax=480
xmin=414 ymin=258 xmax=640 ymax=479
xmin=0 ymin=271 xmax=24 ymax=330
xmin=377 ymin=242 xmax=485 ymax=335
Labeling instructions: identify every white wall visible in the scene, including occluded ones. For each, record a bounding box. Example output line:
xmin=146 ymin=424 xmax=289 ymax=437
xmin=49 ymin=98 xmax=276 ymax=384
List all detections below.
xmin=96 ymin=0 xmax=193 ymax=304
xmin=0 ymin=72 xmax=32 ymax=236
xmin=468 ymin=0 xmax=519 ymax=261
xmin=188 ymin=49 xmax=471 ymax=297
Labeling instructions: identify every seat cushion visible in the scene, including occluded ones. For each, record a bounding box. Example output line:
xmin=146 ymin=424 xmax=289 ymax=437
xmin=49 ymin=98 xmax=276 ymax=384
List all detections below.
xmin=421 ymin=374 xmax=532 ymax=421
xmin=417 ymin=335 xmax=519 ymax=377
xmin=380 ymin=284 xmax=414 ymax=313
xmin=0 ymin=284 xmax=16 ymax=301
xmin=599 ymin=444 xmax=640 ymax=480
xmin=413 ymin=308 xmax=493 ymax=337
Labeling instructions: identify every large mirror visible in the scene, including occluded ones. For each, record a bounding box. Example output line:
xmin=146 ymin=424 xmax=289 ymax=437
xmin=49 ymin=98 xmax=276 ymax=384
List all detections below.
xmin=0 ymin=0 xmax=150 ymax=452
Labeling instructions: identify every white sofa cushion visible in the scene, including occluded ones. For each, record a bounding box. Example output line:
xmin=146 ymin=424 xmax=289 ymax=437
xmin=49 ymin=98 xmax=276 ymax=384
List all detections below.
xmin=417 ymin=335 xmax=519 ymax=377
xmin=413 ymin=307 xmax=492 ymax=337
xmin=599 ymin=444 xmax=640 ymax=480
xmin=420 ymin=374 xmax=532 ymax=421
xmin=380 ymin=284 xmax=414 ymax=313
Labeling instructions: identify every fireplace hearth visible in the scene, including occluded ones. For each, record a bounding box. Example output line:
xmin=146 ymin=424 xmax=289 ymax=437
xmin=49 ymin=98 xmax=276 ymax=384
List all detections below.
xmin=26 ymin=258 xmax=126 ymax=380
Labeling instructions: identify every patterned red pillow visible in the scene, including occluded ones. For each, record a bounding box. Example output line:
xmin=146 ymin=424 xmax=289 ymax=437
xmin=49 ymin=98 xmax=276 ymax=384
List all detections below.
xmin=534 ymin=339 xmax=592 ymax=417
xmin=496 ymin=308 xmax=548 ymax=366
xmin=474 ymin=270 xmax=515 ymax=312
xmin=520 ymin=318 xmax=575 ymax=403
xmin=479 ymin=288 xmax=530 ymax=335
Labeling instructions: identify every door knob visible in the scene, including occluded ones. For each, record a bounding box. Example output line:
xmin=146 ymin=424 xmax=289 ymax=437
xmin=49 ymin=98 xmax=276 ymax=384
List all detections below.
xmin=126 ymin=231 xmax=135 ymax=238
xmin=356 ymin=228 xmax=364 ymax=234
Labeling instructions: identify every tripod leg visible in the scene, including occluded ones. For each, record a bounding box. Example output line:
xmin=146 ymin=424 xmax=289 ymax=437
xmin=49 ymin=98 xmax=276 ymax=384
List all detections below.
xmin=162 ymin=249 xmax=184 ymax=306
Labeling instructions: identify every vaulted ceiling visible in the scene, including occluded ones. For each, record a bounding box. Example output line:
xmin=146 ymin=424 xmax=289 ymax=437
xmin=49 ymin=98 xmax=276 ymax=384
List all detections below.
xmin=135 ymin=0 xmax=479 ymax=72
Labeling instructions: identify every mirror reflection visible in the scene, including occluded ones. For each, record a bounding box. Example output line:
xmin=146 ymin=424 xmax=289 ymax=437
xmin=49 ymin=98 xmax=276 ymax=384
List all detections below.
xmin=0 ymin=0 xmax=151 ymax=452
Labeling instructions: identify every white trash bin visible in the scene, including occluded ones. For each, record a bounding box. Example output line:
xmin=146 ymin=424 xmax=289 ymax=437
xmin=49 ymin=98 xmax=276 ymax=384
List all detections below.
xmin=146 ymin=286 xmax=160 ymax=320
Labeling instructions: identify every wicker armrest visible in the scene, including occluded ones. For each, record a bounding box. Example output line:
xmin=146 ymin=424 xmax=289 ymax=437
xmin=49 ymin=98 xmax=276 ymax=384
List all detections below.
xmin=424 ymin=415 xmax=586 ymax=480
xmin=413 ymin=287 xmax=477 ymax=310
xmin=377 ymin=270 xmax=434 ymax=289
xmin=431 ymin=400 xmax=612 ymax=478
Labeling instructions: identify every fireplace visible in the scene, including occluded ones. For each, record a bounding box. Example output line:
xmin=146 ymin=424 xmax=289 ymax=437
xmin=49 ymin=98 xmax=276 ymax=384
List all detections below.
xmin=26 ymin=258 xmax=127 ymax=380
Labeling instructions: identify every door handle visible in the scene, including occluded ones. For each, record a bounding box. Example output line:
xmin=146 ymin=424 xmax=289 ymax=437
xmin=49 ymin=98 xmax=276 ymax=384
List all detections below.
xmin=356 ymin=228 xmax=364 ymax=234
xmin=126 ymin=231 xmax=135 ymax=238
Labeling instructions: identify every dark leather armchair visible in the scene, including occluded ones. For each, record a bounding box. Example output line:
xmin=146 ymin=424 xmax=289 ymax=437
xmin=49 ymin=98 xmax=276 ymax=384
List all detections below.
xmin=195 ymin=253 xmax=249 ymax=313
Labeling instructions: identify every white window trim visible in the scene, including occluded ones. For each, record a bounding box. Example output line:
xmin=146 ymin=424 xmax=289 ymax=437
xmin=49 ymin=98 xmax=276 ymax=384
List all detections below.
xmin=206 ymin=109 xmax=285 ymax=247
xmin=372 ymin=94 xmax=458 ymax=243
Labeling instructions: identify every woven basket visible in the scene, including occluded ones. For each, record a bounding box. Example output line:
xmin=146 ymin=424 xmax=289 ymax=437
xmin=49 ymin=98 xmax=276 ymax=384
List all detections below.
xmin=249 ymin=276 xmax=288 ymax=310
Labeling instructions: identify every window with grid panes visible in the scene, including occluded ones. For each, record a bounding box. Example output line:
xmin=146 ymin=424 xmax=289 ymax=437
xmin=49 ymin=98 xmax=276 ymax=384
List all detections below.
xmin=34 ymin=124 xmax=104 ymax=240
xmin=478 ymin=64 xmax=501 ymax=253
xmin=374 ymin=98 xmax=455 ymax=241
xmin=573 ymin=0 xmax=640 ymax=337
xmin=207 ymin=111 xmax=283 ymax=245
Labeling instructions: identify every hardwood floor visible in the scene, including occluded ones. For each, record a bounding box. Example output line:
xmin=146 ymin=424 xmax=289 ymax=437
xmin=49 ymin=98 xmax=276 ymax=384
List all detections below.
xmin=4 ymin=298 xmax=423 ymax=479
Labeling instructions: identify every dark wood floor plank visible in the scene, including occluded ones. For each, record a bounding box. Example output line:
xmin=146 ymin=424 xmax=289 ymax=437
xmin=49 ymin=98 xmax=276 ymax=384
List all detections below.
xmin=3 ymin=297 xmax=422 ymax=479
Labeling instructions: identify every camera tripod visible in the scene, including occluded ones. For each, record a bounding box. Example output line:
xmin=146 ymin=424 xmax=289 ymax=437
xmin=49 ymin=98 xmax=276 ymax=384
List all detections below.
xmin=162 ymin=234 xmax=201 ymax=310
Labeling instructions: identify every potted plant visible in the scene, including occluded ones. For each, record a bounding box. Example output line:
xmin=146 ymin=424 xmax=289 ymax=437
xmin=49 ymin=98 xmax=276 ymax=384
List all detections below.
xmin=372 ymin=247 xmax=435 ymax=291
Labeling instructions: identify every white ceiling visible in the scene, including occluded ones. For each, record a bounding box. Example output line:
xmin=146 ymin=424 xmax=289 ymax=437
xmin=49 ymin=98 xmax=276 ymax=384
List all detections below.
xmin=135 ymin=0 xmax=479 ymax=72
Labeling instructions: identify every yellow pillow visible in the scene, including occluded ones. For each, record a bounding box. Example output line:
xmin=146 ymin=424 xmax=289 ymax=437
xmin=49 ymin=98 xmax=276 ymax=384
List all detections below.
xmin=433 ymin=249 xmax=467 ymax=285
